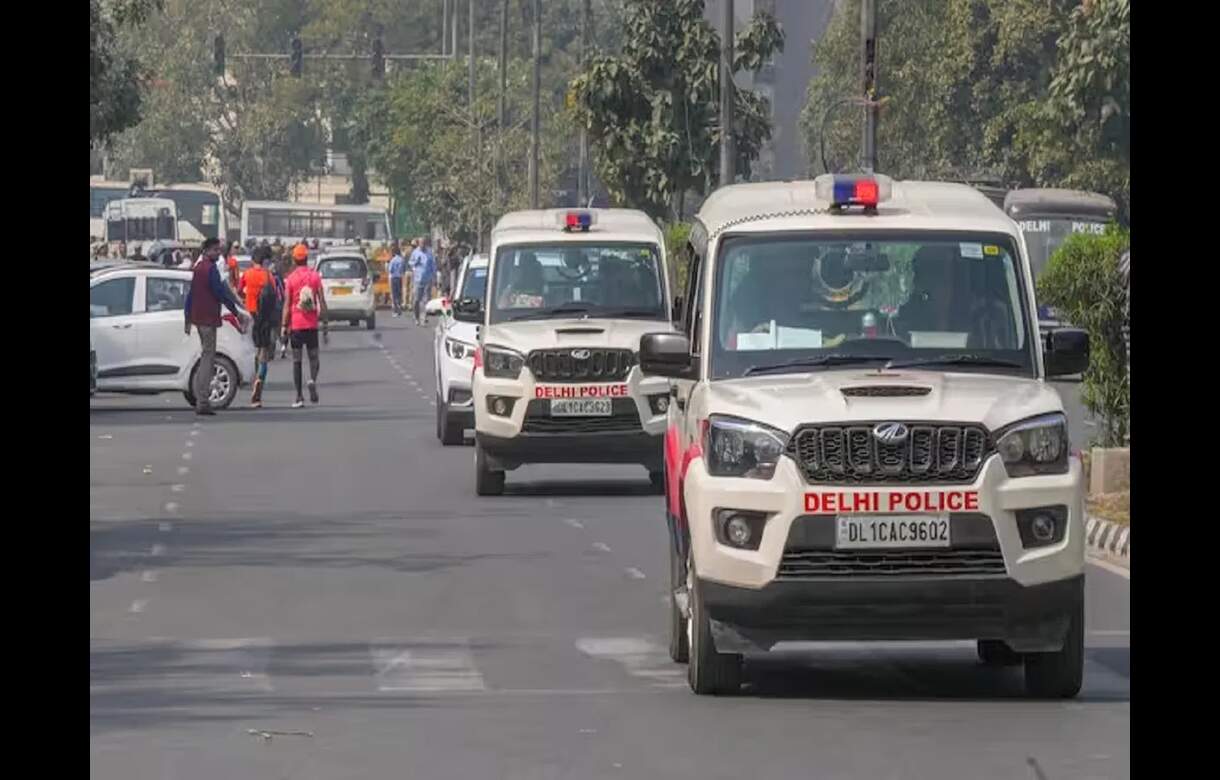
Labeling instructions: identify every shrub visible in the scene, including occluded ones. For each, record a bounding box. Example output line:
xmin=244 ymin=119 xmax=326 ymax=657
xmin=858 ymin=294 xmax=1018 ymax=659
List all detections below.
xmin=1037 ymin=224 xmax=1130 ymax=446
xmin=662 ymin=221 xmax=693 ymax=301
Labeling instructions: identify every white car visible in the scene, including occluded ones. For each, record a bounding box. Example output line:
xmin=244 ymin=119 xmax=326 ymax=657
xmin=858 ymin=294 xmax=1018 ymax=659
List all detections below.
xmin=642 ymin=174 xmax=1090 ymax=697
xmin=90 ymin=263 xmax=256 ymax=409
xmin=432 ymin=254 xmax=489 ymax=445
xmin=460 ymin=209 xmax=675 ymax=495
xmin=316 ymin=251 xmax=377 ymax=330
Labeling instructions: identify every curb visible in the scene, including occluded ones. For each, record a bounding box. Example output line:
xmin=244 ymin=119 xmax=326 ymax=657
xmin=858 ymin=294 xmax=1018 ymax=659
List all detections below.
xmin=1086 ymin=515 xmax=1130 ymax=562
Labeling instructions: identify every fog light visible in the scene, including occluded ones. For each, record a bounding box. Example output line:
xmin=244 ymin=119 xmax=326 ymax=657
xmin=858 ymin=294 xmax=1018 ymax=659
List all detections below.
xmin=725 ymin=515 xmax=752 ymax=547
xmin=1030 ymin=514 xmax=1056 ymax=542
xmin=493 ymin=397 xmax=508 ymax=416
xmin=655 ymin=395 xmax=669 ymax=413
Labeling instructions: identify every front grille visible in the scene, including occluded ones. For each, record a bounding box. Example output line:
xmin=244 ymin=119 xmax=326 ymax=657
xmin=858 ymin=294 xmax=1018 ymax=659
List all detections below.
xmin=521 ymin=398 xmax=642 ymax=433
xmin=527 ymin=348 xmax=635 ymax=383
xmin=787 ymin=423 xmax=989 ymax=484
xmin=777 ymin=549 xmax=1006 ymax=579
xmin=841 ymin=385 xmax=931 ymax=397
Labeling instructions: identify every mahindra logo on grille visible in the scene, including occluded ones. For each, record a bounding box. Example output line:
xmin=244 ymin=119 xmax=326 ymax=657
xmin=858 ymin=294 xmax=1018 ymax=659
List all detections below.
xmin=872 ymin=422 xmax=910 ymax=444
xmin=570 ymin=349 xmax=592 ymax=360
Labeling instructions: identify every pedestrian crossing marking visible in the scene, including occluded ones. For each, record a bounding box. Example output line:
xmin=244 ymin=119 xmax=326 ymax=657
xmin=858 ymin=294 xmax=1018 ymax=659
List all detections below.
xmin=371 ymin=640 xmax=486 ymax=692
xmin=575 ymin=637 xmax=685 ymax=687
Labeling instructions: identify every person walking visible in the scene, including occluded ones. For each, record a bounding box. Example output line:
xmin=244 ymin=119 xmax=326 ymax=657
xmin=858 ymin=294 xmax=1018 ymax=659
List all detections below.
xmin=184 ymin=237 xmax=247 ymax=416
xmin=282 ymin=243 xmax=328 ymax=408
xmin=409 ymin=236 xmax=436 ymax=326
xmin=388 ymin=241 xmax=407 ymax=317
xmin=240 ymin=247 xmax=280 ymax=407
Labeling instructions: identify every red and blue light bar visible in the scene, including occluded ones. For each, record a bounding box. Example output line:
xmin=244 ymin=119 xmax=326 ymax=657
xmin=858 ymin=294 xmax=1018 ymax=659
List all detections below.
xmin=814 ymin=174 xmax=893 ymax=210
xmin=562 ymin=211 xmax=594 ymax=232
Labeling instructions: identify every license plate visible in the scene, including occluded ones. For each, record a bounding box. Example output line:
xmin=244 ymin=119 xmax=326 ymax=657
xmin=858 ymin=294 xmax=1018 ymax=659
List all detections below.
xmin=550 ymin=398 xmax=612 ymax=416
xmin=331 ymin=286 xmax=353 ymax=296
xmin=835 ymin=514 xmax=950 ymax=549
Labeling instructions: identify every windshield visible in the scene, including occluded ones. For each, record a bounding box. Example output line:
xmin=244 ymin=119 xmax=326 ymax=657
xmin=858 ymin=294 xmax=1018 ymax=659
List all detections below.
xmin=710 ymin=232 xmax=1033 ymax=379
xmin=1016 ymin=217 xmax=1108 ymax=279
xmin=488 ymin=242 xmax=665 ymax=324
xmin=461 ymin=266 xmax=489 ymax=303
xmin=317 ymin=257 xmax=367 ymax=279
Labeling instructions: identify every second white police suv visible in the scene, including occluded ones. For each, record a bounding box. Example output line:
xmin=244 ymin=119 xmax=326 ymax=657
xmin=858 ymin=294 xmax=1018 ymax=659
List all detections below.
xmin=640 ymin=174 xmax=1091 ymax=697
xmin=455 ymin=209 xmax=674 ymax=495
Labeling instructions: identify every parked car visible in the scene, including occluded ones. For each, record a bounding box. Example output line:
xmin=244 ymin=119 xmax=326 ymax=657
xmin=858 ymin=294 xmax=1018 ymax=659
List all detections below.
xmin=89 ymin=264 xmax=255 ymax=409
xmin=432 ymin=254 xmax=488 ymax=444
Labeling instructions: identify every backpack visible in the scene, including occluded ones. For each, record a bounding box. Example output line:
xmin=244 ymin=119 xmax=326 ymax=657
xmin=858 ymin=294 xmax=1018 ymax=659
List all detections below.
xmin=297 ymin=283 xmax=316 ymax=313
xmin=257 ymin=272 xmax=281 ymax=323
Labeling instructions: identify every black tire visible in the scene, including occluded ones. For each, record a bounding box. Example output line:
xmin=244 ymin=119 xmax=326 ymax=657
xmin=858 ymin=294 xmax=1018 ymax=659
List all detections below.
xmin=366 ymin=312 xmax=376 ymax=330
xmin=977 ymin=639 xmax=1023 ymax=667
xmin=1023 ymin=601 xmax=1084 ymax=698
xmin=185 ymin=355 xmax=239 ymax=410
xmin=475 ymin=440 xmax=505 ymax=496
xmin=668 ymin=540 xmax=689 ymax=663
xmin=435 ymin=394 xmax=444 ymax=440
xmin=441 ymin=407 xmax=465 ymax=446
xmin=687 ymin=554 xmax=742 ymax=695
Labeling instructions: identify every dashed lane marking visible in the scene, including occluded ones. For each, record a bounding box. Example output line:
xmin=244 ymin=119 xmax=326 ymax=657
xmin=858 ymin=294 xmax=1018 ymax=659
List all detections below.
xmin=591 ymin=542 xmax=612 ymax=553
xmin=563 ymin=518 xmax=585 ymax=529
xmin=371 ymin=640 xmax=486 ymax=692
xmin=129 ymin=599 xmax=149 ymax=614
xmin=625 ymin=567 xmax=647 ymax=580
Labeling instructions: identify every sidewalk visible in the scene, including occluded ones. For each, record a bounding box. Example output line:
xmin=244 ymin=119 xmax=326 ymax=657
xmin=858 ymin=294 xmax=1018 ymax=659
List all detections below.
xmin=1085 ymin=515 xmax=1130 ymax=565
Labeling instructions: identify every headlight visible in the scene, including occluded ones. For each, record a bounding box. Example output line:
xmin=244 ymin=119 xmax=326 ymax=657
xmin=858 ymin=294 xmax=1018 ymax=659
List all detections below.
xmin=702 ymin=415 xmax=790 ymax=480
xmin=445 ymin=337 xmax=475 ymax=361
xmin=482 ymin=345 xmax=525 ymax=379
xmin=996 ymin=413 xmax=1069 ymax=477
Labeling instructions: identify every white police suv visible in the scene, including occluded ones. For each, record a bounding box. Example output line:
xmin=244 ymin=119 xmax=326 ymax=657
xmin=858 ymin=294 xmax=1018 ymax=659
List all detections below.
xmin=640 ymin=174 xmax=1090 ymax=697
xmin=433 ymin=253 xmax=488 ymax=444
xmin=454 ymin=209 xmax=674 ymax=495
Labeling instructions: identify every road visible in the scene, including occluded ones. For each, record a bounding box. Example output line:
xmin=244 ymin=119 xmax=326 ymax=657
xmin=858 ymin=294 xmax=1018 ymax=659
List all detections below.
xmin=91 ymin=319 xmax=1129 ymax=779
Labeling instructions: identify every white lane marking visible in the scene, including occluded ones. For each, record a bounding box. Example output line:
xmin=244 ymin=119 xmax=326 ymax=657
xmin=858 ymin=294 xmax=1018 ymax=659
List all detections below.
xmin=158 ymin=522 xmax=172 ymax=532
xmin=185 ymin=440 xmax=195 ymax=448
xmin=141 ymin=570 xmax=158 ymax=583
xmin=164 ymin=502 xmax=179 ymax=514
xmin=1087 ymin=556 xmax=1130 ymax=580
xmin=150 ymin=544 xmax=166 ymax=557
xmin=181 ymin=452 xmax=193 ymax=461
xmin=142 ymin=465 xmax=153 ymax=474
xmin=1088 ymin=629 xmax=1130 ymax=637
xmin=129 ymin=599 xmax=149 ymax=613
xmin=97 ymin=434 xmax=113 ymax=440
xmin=372 ymin=640 xmax=486 ymax=692
xmin=591 ymin=542 xmax=612 ymax=553
xmin=625 ymin=567 xmax=647 ymax=580
xmin=177 ymin=466 xmax=190 ymax=476
xmin=171 ymin=484 xmax=185 ymax=493
xmin=575 ymin=637 xmax=685 ymax=686
xmin=189 ymin=429 xmax=200 ymax=437
xmin=192 ymin=422 xmax=200 ymax=428
xmin=562 ymin=518 xmax=585 ymax=529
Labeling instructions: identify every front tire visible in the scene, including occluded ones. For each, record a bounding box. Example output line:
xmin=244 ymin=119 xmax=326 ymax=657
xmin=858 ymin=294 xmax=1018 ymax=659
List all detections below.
xmin=1023 ymin=601 xmax=1084 ymax=698
xmin=668 ymin=540 xmax=689 ymax=663
xmin=366 ymin=312 xmax=376 ymax=330
xmin=687 ymin=554 xmax=742 ymax=695
xmin=185 ymin=355 xmax=239 ymax=410
xmin=435 ymin=394 xmax=444 ymax=440
xmin=474 ymin=440 xmax=505 ymax=496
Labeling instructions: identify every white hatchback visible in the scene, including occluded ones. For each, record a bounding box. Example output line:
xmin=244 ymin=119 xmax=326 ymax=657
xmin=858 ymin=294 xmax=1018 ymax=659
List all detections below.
xmin=90 ymin=263 xmax=256 ymax=409
xmin=316 ymin=252 xmax=377 ymax=330
xmin=432 ymin=254 xmax=488 ymax=444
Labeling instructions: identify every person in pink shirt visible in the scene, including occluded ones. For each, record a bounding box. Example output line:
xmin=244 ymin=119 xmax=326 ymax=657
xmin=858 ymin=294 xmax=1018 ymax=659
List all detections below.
xmin=281 ymin=243 xmax=329 ymax=407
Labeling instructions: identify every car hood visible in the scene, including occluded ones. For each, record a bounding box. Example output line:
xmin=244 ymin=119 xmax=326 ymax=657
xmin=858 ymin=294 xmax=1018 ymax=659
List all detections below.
xmin=481 ymin=317 xmax=674 ymax=353
xmin=706 ymin=370 xmax=1062 ymax=434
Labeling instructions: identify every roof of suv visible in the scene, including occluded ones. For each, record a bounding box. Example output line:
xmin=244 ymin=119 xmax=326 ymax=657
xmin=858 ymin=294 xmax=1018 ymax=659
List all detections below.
xmin=491 ymin=208 xmax=663 ymax=245
xmin=695 ymin=179 xmax=1017 ymax=240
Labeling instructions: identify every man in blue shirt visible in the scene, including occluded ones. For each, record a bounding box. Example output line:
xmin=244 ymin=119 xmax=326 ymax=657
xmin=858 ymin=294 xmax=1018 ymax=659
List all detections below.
xmin=409 ymin=236 xmax=437 ymax=326
xmin=387 ymin=241 xmax=407 ymax=317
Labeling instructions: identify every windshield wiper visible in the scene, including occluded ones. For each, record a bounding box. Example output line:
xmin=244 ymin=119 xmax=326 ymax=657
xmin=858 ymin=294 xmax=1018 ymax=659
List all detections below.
xmin=597 ymin=307 xmax=666 ymax=319
xmin=508 ymin=304 xmax=594 ymax=321
xmin=744 ymin=354 xmax=891 ymax=376
xmin=885 ymin=354 xmax=1025 ymax=370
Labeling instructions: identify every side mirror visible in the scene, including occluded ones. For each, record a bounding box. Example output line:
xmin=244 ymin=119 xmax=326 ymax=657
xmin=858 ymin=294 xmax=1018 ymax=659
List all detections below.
xmin=1044 ymin=327 xmax=1089 ymax=377
xmin=453 ymin=297 xmax=483 ymax=324
xmin=671 ymin=296 xmax=684 ymax=324
xmin=640 ymin=332 xmax=697 ymax=379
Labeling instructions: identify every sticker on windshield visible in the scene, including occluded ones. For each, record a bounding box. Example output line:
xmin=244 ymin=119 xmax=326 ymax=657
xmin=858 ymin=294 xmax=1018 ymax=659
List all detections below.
xmin=910 ymin=331 xmax=968 ymax=349
xmin=959 ymin=242 xmax=984 ymax=259
xmin=983 ymin=244 xmax=1000 ymax=256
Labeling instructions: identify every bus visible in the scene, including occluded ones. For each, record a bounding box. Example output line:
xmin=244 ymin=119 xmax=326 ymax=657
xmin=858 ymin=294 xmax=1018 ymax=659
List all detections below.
xmin=1005 ymin=187 xmax=1117 ymax=331
xmin=241 ymin=201 xmax=392 ymax=248
xmin=91 ymin=179 xmax=232 ymax=247
xmin=103 ymin=197 xmax=179 ymax=246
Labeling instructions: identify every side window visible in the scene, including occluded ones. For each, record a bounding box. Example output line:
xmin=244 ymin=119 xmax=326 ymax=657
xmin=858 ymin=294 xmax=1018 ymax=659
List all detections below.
xmin=684 ymin=250 xmax=703 ymax=354
xmin=146 ymin=277 xmax=189 ymax=313
xmin=90 ymin=277 xmax=136 ymax=318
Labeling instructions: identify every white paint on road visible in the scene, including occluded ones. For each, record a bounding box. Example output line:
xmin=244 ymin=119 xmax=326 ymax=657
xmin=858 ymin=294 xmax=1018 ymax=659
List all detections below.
xmin=129 ymin=599 xmax=149 ymax=614
xmin=170 ymin=484 xmax=185 ymax=493
xmin=575 ymin=637 xmax=685 ymax=686
xmin=177 ymin=466 xmax=190 ymax=476
xmin=625 ymin=567 xmax=647 ymax=580
xmin=372 ymin=641 xmax=486 ymax=692
xmin=562 ymin=518 xmax=585 ymax=529
xmin=181 ymin=452 xmax=193 ymax=461
xmin=141 ymin=570 xmax=158 ymax=583
xmin=150 ymin=544 xmax=166 ymax=557
xmin=591 ymin=542 xmax=612 ymax=553
xmin=185 ymin=440 xmax=195 ymax=448
xmin=164 ymin=502 xmax=179 ymax=514
xmin=189 ymin=429 xmax=200 ymax=437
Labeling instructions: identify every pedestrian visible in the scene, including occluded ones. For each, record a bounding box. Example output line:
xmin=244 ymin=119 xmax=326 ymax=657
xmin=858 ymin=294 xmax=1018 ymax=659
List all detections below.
xmin=282 ymin=242 xmax=328 ymax=408
xmin=409 ymin=236 xmax=436 ymax=325
xmin=240 ymin=246 xmax=280 ymax=408
xmin=184 ymin=237 xmax=247 ymax=416
xmin=388 ymin=241 xmax=406 ymax=317
xmin=225 ymin=241 xmax=242 ymax=290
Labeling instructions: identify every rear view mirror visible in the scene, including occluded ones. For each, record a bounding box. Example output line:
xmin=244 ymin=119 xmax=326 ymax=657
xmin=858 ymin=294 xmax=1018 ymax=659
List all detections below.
xmin=640 ymin=332 xmax=697 ymax=379
xmin=845 ymin=247 xmax=890 ymax=272
xmin=1044 ymin=328 xmax=1089 ymax=377
xmin=453 ymin=297 xmax=483 ymax=324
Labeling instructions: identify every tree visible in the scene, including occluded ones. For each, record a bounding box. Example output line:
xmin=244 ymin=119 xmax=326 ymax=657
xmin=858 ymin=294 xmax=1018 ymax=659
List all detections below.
xmin=90 ymin=0 xmax=164 ymax=144
xmin=569 ymin=0 xmax=784 ymax=220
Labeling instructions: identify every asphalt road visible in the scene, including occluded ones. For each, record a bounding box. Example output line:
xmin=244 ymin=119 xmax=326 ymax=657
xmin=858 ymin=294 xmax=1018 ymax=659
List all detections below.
xmin=90 ymin=318 xmax=1129 ymax=779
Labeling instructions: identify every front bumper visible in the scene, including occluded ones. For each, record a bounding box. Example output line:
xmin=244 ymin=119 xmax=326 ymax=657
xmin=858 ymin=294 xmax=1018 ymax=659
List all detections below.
xmin=701 ymin=573 xmax=1083 ymax=653
xmin=477 ymin=430 xmax=662 ymax=470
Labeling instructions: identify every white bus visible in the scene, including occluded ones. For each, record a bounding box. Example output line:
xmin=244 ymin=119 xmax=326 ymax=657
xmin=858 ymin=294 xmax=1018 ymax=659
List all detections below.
xmin=241 ymin=201 xmax=392 ymax=248
xmin=91 ymin=179 xmax=231 ymax=247
xmin=103 ymin=197 xmax=179 ymax=246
